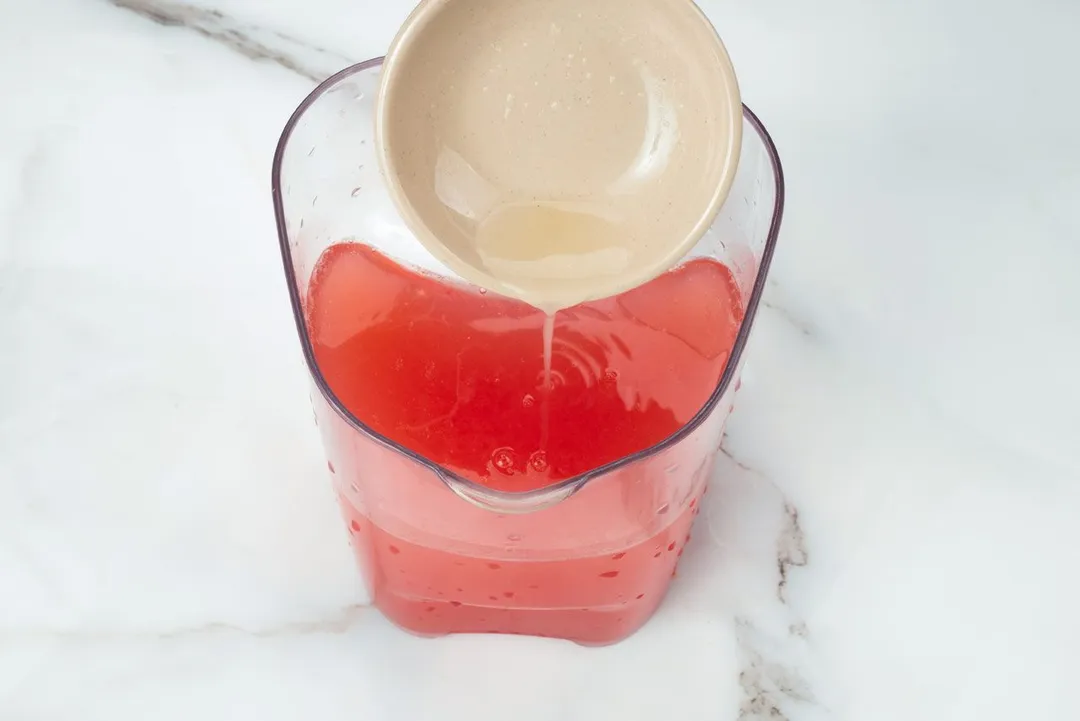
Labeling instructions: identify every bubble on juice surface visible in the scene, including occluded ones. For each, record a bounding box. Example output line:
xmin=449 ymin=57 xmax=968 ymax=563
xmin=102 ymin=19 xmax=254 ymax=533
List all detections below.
xmin=536 ymin=368 xmax=567 ymax=389
xmin=522 ymin=394 xmax=535 ymax=409
xmin=491 ymin=447 xmax=515 ymax=475
xmin=528 ymin=450 xmax=549 ymax=473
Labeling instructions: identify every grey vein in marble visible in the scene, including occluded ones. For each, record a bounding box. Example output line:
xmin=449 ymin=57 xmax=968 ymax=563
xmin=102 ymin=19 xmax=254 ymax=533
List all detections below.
xmin=736 ymin=620 xmax=818 ymax=721
xmin=3 ymin=605 xmax=370 ymax=644
xmin=763 ymin=300 xmax=815 ymax=338
xmin=715 ymin=442 xmax=828 ymax=720
xmin=776 ymin=502 xmax=808 ymax=604
xmin=107 ymin=0 xmax=352 ymax=82
xmin=720 ymin=444 xmax=755 ymax=473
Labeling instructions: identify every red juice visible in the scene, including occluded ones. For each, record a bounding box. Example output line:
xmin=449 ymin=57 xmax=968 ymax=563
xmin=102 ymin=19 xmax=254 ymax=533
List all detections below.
xmin=306 ymin=243 xmax=744 ymax=644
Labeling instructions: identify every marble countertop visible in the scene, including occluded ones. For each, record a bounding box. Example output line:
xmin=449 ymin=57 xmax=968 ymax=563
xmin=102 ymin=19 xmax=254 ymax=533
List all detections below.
xmin=2 ymin=0 xmax=1079 ymax=718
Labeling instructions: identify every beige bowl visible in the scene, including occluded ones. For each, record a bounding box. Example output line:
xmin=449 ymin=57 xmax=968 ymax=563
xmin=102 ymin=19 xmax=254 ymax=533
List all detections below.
xmin=376 ymin=0 xmax=742 ymax=312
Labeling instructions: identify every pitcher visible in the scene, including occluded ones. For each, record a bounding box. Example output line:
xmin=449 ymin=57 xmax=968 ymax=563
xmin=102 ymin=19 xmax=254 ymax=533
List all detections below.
xmin=271 ymin=58 xmax=784 ymax=645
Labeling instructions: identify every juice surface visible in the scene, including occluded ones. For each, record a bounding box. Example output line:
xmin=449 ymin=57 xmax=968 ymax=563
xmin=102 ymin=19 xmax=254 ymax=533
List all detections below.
xmin=305 ymin=242 xmax=744 ymax=643
xmin=307 ymin=243 xmax=742 ymax=491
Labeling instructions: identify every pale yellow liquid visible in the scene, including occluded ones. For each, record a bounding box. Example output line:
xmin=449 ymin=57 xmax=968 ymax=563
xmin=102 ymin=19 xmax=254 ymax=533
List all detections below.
xmin=475 ymin=201 xmax=636 ymax=449
xmin=541 ymin=312 xmax=555 ymax=448
xmin=474 ymin=201 xmax=634 ymax=314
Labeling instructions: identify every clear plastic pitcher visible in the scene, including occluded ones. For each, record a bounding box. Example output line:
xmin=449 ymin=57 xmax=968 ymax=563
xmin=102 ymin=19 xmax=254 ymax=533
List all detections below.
xmin=272 ymin=58 xmax=784 ymax=645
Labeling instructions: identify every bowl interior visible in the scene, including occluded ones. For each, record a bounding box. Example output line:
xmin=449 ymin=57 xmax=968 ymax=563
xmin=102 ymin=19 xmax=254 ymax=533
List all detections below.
xmin=376 ymin=0 xmax=742 ymax=310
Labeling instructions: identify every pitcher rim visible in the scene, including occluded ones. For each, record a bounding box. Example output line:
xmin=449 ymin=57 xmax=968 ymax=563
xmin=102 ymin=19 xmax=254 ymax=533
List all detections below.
xmin=271 ymin=57 xmax=785 ymax=508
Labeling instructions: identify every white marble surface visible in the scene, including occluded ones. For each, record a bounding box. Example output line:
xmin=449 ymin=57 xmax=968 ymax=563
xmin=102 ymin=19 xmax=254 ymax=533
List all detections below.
xmin=2 ymin=0 xmax=1079 ymax=718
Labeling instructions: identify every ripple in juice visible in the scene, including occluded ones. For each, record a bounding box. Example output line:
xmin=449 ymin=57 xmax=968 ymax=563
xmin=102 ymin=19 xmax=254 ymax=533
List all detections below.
xmin=305 ymin=243 xmax=743 ymax=644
